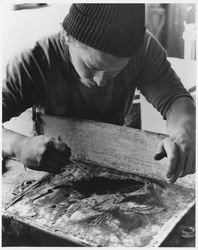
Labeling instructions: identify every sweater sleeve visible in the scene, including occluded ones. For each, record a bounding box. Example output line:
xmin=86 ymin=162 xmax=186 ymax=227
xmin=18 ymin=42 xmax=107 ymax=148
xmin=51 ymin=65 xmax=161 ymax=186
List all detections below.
xmin=136 ymin=31 xmax=193 ymax=120
xmin=2 ymin=44 xmax=47 ymax=123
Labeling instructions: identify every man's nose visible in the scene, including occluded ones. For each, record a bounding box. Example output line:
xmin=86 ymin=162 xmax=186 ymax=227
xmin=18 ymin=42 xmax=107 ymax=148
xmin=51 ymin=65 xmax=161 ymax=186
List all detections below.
xmin=93 ymin=72 xmax=107 ymax=87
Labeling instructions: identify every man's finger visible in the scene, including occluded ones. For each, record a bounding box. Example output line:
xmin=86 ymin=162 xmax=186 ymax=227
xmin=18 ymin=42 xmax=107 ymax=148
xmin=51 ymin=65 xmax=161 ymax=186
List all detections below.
xmin=179 ymin=153 xmax=194 ymax=177
xmin=168 ymin=143 xmax=187 ymax=183
xmin=154 ymin=151 xmax=167 ymax=161
xmin=154 ymin=142 xmax=167 ymax=160
xmin=163 ymin=140 xmax=178 ymax=180
xmin=46 ymin=147 xmax=70 ymax=163
xmin=41 ymin=158 xmax=64 ymax=173
xmin=47 ymin=138 xmax=71 ymax=154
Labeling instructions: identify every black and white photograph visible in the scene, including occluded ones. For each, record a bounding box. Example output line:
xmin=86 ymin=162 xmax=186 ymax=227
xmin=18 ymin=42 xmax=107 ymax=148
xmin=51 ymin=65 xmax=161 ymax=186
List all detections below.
xmin=1 ymin=1 xmax=196 ymax=247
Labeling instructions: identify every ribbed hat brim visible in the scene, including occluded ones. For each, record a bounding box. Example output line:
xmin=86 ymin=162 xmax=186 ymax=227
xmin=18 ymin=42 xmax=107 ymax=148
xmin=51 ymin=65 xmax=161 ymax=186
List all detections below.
xmin=63 ymin=4 xmax=145 ymax=57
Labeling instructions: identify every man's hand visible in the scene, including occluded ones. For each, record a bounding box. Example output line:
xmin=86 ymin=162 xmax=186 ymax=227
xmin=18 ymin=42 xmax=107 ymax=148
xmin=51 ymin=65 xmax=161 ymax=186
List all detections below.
xmin=154 ymin=97 xmax=195 ymax=183
xmin=16 ymin=135 xmax=71 ymax=173
xmin=154 ymin=128 xmax=195 ymax=183
xmin=3 ymin=127 xmax=71 ymax=173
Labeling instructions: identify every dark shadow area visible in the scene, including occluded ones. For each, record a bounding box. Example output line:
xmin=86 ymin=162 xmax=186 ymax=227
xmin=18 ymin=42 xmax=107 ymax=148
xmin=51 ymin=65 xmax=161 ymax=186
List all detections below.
xmin=73 ymin=176 xmax=145 ymax=196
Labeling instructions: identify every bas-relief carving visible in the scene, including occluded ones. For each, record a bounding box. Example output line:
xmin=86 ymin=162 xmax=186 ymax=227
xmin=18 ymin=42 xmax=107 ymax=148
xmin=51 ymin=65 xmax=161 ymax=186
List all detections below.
xmin=6 ymin=161 xmax=195 ymax=247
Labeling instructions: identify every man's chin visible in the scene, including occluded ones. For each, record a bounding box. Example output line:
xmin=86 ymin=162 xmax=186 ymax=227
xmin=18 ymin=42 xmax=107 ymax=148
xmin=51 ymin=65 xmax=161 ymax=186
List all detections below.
xmin=80 ymin=80 xmax=98 ymax=88
xmin=80 ymin=78 xmax=107 ymax=88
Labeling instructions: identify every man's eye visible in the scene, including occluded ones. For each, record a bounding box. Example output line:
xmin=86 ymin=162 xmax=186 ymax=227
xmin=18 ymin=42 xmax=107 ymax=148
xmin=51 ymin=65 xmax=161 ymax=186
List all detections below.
xmin=84 ymin=63 xmax=91 ymax=70
xmin=84 ymin=63 xmax=97 ymax=71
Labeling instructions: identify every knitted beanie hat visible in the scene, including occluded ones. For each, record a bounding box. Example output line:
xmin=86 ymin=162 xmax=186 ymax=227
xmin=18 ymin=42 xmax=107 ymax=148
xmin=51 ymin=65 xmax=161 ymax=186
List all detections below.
xmin=62 ymin=4 xmax=145 ymax=57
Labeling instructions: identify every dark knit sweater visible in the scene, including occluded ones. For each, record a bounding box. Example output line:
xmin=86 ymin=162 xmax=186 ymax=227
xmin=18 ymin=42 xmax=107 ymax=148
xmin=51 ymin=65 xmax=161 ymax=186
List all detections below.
xmin=3 ymin=30 xmax=192 ymax=126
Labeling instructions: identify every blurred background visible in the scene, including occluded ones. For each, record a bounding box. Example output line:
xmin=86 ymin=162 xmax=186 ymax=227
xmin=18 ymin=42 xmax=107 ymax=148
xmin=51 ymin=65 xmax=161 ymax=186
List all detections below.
xmin=146 ymin=3 xmax=196 ymax=60
xmin=2 ymin=3 xmax=197 ymax=134
xmin=2 ymin=3 xmax=196 ymax=61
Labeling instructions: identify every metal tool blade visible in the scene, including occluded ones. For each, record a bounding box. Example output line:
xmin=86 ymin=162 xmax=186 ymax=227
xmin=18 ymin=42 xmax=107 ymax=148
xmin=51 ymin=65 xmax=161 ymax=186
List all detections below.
xmin=69 ymin=159 xmax=89 ymax=176
xmin=58 ymin=135 xmax=89 ymax=176
xmin=4 ymin=173 xmax=52 ymax=210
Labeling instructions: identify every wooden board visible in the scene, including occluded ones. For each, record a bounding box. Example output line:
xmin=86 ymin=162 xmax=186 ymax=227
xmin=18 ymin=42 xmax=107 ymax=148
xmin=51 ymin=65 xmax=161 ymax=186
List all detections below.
xmin=42 ymin=115 xmax=195 ymax=189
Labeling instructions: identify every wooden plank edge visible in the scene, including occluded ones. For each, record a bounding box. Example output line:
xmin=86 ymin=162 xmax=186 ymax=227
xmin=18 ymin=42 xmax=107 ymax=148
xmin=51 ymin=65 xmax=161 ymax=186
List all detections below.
xmin=3 ymin=200 xmax=195 ymax=247
xmin=2 ymin=212 xmax=91 ymax=247
xmin=147 ymin=200 xmax=196 ymax=247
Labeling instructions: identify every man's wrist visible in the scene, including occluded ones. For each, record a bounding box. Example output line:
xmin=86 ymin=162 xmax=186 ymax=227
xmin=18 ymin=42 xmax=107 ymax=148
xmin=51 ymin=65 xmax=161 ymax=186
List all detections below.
xmin=167 ymin=113 xmax=195 ymax=136
xmin=166 ymin=97 xmax=195 ymax=135
xmin=11 ymin=134 xmax=29 ymax=160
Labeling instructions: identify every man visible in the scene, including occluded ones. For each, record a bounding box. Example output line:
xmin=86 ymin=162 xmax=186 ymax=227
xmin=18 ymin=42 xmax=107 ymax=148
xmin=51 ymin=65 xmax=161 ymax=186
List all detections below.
xmin=2 ymin=4 xmax=195 ymax=183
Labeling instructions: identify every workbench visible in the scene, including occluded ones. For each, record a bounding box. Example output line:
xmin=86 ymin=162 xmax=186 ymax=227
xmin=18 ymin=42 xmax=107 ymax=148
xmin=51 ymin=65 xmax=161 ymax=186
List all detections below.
xmin=2 ymin=112 xmax=195 ymax=247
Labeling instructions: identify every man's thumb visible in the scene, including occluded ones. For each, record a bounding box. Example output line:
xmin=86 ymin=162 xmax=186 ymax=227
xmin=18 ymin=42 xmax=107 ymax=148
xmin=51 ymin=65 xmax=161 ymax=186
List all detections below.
xmin=154 ymin=143 xmax=167 ymax=160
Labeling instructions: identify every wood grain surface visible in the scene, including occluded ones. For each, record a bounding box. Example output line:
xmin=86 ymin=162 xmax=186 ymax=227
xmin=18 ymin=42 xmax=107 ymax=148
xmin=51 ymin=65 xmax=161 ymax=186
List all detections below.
xmin=43 ymin=115 xmax=195 ymax=189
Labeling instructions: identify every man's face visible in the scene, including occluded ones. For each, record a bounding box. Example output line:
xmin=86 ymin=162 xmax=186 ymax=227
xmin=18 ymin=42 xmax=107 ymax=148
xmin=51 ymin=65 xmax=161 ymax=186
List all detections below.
xmin=68 ymin=38 xmax=129 ymax=88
